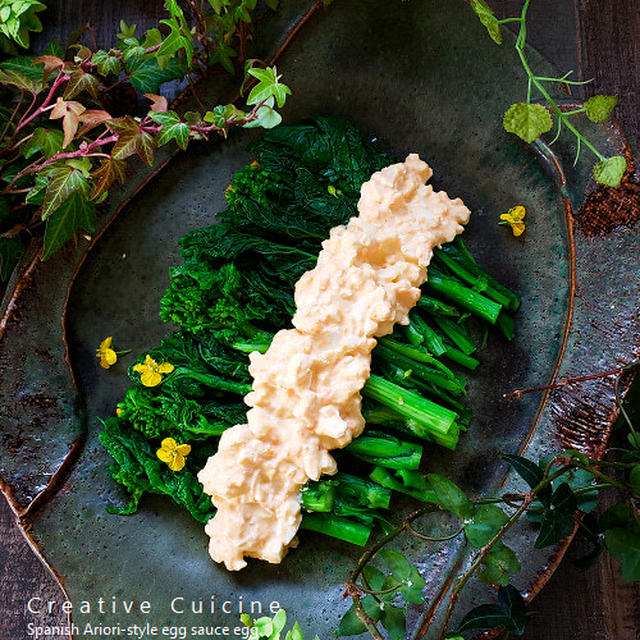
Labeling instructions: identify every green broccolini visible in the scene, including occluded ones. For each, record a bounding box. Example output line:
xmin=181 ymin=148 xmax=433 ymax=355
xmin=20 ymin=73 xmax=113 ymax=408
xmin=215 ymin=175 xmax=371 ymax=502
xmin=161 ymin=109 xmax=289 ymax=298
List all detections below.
xmin=101 ymin=117 xmax=520 ymax=548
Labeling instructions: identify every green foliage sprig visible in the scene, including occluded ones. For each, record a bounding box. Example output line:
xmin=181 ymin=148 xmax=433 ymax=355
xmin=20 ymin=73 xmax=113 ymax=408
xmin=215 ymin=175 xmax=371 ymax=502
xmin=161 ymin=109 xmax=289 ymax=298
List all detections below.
xmin=0 ymin=0 xmax=290 ymax=278
xmin=335 ymin=361 xmax=640 ymax=639
xmin=471 ymin=0 xmax=627 ymax=188
xmin=0 ymin=0 xmax=45 ymax=53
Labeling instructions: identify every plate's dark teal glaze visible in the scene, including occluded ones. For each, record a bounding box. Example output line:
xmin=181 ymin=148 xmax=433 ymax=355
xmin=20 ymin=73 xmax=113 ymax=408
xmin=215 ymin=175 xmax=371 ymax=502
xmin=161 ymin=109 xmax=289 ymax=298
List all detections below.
xmin=0 ymin=1 xmax=638 ymax=638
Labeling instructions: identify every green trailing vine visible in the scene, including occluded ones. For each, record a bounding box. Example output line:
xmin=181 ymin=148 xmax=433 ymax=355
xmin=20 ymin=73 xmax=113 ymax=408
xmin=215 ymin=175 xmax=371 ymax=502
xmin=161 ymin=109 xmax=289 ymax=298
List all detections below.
xmin=471 ymin=0 xmax=627 ymax=188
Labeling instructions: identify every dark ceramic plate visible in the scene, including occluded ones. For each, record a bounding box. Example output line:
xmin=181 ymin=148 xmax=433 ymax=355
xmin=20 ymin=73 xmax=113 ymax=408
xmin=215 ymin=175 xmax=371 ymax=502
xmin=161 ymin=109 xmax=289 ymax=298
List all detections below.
xmin=1 ymin=1 xmax=638 ymax=638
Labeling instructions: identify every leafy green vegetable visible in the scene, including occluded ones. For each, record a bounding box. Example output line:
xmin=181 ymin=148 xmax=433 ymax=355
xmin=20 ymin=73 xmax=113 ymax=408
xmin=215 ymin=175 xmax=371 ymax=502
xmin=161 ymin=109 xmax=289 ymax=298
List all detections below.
xmin=99 ymin=417 xmax=215 ymax=523
xmin=99 ymin=121 xmax=523 ymax=605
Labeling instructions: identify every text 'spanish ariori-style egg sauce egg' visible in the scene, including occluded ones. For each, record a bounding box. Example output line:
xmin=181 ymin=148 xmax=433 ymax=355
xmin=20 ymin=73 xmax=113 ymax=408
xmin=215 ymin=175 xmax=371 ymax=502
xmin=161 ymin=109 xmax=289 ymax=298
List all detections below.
xmin=198 ymin=155 xmax=470 ymax=570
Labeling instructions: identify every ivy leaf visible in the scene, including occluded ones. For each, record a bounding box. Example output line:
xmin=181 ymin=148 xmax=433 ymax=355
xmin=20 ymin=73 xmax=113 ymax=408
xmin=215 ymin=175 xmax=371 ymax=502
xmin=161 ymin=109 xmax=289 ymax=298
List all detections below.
xmin=247 ymin=66 xmax=291 ymax=108
xmin=125 ymin=57 xmax=184 ymax=93
xmin=43 ymin=40 xmax=65 ymax=57
xmin=501 ymin=453 xmax=551 ymax=506
xmin=63 ymin=67 xmax=101 ymax=99
xmin=66 ymin=157 xmax=91 ymax=178
xmin=427 ymin=474 xmax=474 ymax=519
xmin=379 ymin=549 xmax=426 ymax=604
xmin=42 ymin=192 xmax=95 ymax=260
xmin=0 ymin=55 xmax=44 ymax=92
xmin=379 ymin=604 xmax=406 ymax=640
xmin=243 ymin=96 xmax=282 ymax=130
xmin=334 ymin=596 xmax=381 ymax=636
xmin=158 ymin=2 xmax=194 ymax=67
xmin=592 ymin=155 xmax=627 ymax=188
xmin=534 ymin=482 xmax=577 ymax=548
xmin=91 ymin=157 xmax=126 ymax=200
xmin=503 ymin=103 xmax=553 ymax=144
xmin=117 ymin=20 xmax=137 ymax=40
xmin=478 ymin=540 xmax=521 ymax=586
xmin=32 ymin=54 xmax=65 ymax=81
xmin=144 ymin=93 xmax=169 ymax=113
xmin=149 ymin=110 xmax=190 ymax=151
xmin=0 ymin=0 xmax=45 ymax=49
xmin=584 ymin=95 xmax=617 ymax=123
xmin=92 ymin=49 xmax=122 ymax=77
xmin=465 ymin=504 xmax=509 ymax=548
xmin=604 ymin=527 xmax=640 ymax=581
xmin=470 ymin=0 xmax=502 ymax=45
xmin=0 ymin=236 xmax=24 ymax=280
xmin=22 ymin=127 xmax=63 ymax=159
xmin=25 ymin=175 xmax=47 ymax=204
xmin=210 ymin=39 xmax=237 ymax=74
xmin=41 ymin=163 xmax=88 ymax=219
xmin=78 ymin=109 xmax=113 ymax=137
xmin=108 ymin=116 xmax=156 ymax=166
xmin=49 ymin=97 xmax=86 ymax=148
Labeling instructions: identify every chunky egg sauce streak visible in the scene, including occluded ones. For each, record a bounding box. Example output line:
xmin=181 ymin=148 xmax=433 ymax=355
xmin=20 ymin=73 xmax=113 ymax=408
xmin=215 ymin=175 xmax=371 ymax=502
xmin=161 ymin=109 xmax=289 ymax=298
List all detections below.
xmin=198 ymin=155 xmax=471 ymax=570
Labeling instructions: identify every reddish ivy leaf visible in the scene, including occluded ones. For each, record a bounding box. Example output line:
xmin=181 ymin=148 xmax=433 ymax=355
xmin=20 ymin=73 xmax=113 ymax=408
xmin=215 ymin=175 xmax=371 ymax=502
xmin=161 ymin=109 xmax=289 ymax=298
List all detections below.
xmin=63 ymin=67 xmax=101 ymax=99
xmin=50 ymin=97 xmax=86 ymax=148
xmin=78 ymin=109 xmax=113 ymax=137
xmin=33 ymin=55 xmax=65 ymax=82
xmin=107 ymin=116 xmax=156 ymax=166
xmin=91 ymin=157 xmax=126 ymax=200
xmin=144 ymin=93 xmax=169 ymax=113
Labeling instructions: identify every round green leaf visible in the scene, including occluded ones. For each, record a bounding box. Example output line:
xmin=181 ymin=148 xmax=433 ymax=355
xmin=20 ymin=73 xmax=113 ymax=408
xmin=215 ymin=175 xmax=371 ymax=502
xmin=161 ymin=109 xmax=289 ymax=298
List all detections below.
xmin=503 ymin=102 xmax=553 ymax=144
xmin=584 ymin=95 xmax=617 ymax=123
xmin=592 ymin=155 xmax=626 ymax=188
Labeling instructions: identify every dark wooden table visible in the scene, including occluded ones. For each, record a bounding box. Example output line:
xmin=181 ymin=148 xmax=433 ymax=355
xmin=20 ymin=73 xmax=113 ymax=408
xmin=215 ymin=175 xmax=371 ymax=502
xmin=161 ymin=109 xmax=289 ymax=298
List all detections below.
xmin=1 ymin=1 xmax=639 ymax=638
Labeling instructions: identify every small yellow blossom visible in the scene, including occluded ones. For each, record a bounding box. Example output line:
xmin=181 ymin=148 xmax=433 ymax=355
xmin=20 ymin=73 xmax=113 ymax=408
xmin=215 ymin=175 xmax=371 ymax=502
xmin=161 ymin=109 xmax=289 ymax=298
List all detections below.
xmin=116 ymin=407 xmax=123 ymax=417
xmin=225 ymin=184 xmax=234 ymax=196
xmin=499 ymin=205 xmax=526 ymax=237
xmin=249 ymin=160 xmax=260 ymax=168
xmin=156 ymin=437 xmax=191 ymax=472
xmin=97 ymin=337 xmax=118 ymax=369
xmin=133 ymin=354 xmax=175 ymax=387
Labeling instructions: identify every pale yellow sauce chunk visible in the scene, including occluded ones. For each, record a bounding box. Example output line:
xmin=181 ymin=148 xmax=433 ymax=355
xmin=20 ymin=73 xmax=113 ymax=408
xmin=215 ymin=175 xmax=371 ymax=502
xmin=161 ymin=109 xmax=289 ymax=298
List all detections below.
xmin=197 ymin=154 xmax=470 ymax=570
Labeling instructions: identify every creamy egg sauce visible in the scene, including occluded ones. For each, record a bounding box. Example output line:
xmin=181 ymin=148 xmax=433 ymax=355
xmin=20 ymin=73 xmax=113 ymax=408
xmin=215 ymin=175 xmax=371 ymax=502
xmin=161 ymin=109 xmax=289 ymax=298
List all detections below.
xmin=197 ymin=154 xmax=470 ymax=570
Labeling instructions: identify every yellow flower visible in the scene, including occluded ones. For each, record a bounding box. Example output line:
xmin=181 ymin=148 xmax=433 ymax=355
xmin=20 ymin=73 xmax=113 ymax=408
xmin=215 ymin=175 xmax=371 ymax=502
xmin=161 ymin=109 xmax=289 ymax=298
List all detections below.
xmin=157 ymin=437 xmax=191 ymax=471
xmin=499 ymin=205 xmax=526 ymax=237
xmin=133 ymin=354 xmax=175 ymax=387
xmin=225 ymin=184 xmax=234 ymax=196
xmin=97 ymin=337 xmax=118 ymax=369
xmin=116 ymin=407 xmax=123 ymax=417
xmin=249 ymin=160 xmax=260 ymax=169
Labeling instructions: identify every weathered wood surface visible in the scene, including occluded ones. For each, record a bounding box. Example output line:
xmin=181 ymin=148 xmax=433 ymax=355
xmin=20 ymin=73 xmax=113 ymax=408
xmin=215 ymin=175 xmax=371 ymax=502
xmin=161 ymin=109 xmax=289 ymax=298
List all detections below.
xmin=1 ymin=1 xmax=639 ymax=638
